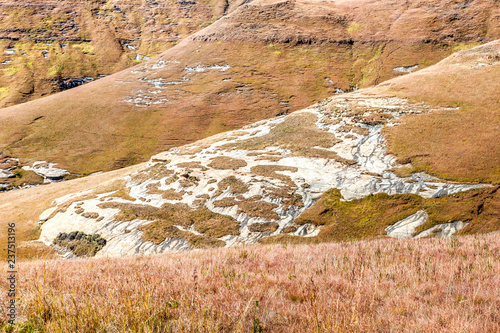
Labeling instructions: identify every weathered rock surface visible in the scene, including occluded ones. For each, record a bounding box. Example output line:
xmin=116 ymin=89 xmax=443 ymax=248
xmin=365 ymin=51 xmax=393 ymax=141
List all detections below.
xmin=415 ymin=221 xmax=469 ymax=239
xmin=39 ymin=94 xmax=485 ymax=257
xmin=385 ymin=211 xmax=429 ymax=239
xmin=23 ymin=161 xmax=70 ymax=182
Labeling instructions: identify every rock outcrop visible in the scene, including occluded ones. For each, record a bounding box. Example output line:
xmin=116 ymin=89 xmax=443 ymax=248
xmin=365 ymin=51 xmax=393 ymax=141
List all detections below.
xmin=39 ymin=94 xmax=486 ymax=257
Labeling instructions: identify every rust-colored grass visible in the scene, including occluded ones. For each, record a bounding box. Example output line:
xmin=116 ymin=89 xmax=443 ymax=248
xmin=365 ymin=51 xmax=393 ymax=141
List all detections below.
xmin=2 ymin=233 xmax=500 ymax=332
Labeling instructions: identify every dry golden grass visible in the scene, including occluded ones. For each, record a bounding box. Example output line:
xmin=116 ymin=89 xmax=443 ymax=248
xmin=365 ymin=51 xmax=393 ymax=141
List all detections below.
xmin=248 ymin=222 xmax=279 ymax=233
xmin=376 ymin=41 xmax=500 ymax=184
xmin=214 ymin=196 xmax=280 ymax=220
xmin=175 ymin=162 xmax=208 ymax=171
xmin=2 ymin=232 xmax=500 ymax=332
xmin=215 ymin=176 xmax=249 ymax=197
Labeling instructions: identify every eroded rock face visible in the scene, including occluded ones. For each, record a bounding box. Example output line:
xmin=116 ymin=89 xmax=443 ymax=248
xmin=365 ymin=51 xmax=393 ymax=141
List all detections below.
xmin=385 ymin=211 xmax=429 ymax=239
xmin=39 ymin=94 xmax=485 ymax=257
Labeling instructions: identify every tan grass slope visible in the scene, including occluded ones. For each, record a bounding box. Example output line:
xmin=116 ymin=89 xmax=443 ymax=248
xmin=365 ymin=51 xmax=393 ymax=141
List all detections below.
xmin=0 ymin=0 xmax=247 ymax=107
xmin=377 ymin=40 xmax=500 ymax=184
xmin=0 ymin=0 xmax=499 ymax=175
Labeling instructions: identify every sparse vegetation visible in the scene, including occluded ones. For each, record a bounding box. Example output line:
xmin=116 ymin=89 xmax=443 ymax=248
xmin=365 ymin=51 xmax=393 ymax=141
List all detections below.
xmin=214 ymin=196 xmax=279 ymax=220
xmin=131 ymin=164 xmax=173 ymax=183
xmin=97 ymin=201 xmax=240 ymax=247
xmin=146 ymin=182 xmax=184 ymax=200
xmin=264 ymin=186 xmax=304 ymax=210
xmin=250 ymin=165 xmax=298 ymax=187
xmin=224 ymin=112 xmax=342 ymax=159
xmin=215 ymin=176 xmax=249 ymax=197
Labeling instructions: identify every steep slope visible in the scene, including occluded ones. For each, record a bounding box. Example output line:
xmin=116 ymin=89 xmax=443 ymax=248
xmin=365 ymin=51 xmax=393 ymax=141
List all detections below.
xmin=0 ymin=0 xmax=499 ymax=178
xmin=29 ymin=41 xmax=499 ymax=258
xmin=0 ymin=0 xmax=246 ymax=107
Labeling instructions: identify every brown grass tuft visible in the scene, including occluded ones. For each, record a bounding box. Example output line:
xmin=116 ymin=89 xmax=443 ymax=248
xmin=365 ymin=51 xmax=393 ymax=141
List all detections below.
xmin=208 ymin=156 xmax=247 ymax=170
xmin=248 ymin=222 xmax=279 ymax=233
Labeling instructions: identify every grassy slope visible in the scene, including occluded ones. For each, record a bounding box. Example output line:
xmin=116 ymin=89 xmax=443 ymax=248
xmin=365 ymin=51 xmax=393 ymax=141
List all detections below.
xmin=0 ymin=0 xmax=498 ymax=175
xmin=1 ymin=233 xmax=499 ymax=331
xmin=264 ymin=40 xmax=500 ymax=246
xmin=0 ymin=0 xmax=245 ymax=107
xmin=376 ymin=40 xmax=500 ymax=184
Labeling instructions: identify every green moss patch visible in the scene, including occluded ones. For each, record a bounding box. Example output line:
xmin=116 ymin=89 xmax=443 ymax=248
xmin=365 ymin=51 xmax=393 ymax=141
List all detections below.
xmin=260 ymin=186 xmax=500 ymax=244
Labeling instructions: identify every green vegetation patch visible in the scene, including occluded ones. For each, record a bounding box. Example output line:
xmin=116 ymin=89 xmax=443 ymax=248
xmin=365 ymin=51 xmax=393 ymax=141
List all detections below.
xmin=260 ymin=186 xmax=500 ymax=244
xmin=98 ymin=202 xmax=240 ymax=248
xmin=53 ymin=231 xmax=106 ymax=257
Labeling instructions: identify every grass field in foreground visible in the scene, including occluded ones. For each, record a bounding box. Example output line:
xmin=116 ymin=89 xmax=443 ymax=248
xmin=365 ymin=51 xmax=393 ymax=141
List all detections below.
xmin=1 ymin=232 xmax=499 ymax=332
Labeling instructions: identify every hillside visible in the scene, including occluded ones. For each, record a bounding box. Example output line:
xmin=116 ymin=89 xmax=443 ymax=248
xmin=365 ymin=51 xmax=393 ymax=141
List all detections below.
xmin=0 ymin=0 xmax=246 ymax=107
xmin=0 ymin=40 xmax=491 ymax=259
xmin=0 ymin=0 xmax=498 ymax=180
